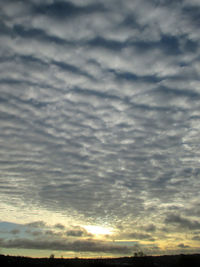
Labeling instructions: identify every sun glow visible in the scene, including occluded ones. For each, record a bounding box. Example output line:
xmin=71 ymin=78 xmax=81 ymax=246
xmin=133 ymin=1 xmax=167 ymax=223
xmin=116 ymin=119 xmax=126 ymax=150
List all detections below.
xmin=84 ymin=225 xmax=112 ymax=236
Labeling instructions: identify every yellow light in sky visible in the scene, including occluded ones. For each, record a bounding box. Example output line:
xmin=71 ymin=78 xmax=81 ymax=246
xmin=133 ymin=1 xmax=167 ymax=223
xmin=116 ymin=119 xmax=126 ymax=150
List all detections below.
xmin=84 ymin=225 xmax=112 ymax=235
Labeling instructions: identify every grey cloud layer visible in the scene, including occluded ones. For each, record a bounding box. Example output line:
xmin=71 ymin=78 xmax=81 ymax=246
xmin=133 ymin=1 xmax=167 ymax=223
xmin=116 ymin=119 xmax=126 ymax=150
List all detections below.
xmin=165 ymin=214 xmax=200 ymax=230
xmin=0 ymin=0 xmax=200 ymax=245
xmin=0 ymin=221 xmax=132 ymax=254
xmin=0 ymin=238 xmax=131 ymax=254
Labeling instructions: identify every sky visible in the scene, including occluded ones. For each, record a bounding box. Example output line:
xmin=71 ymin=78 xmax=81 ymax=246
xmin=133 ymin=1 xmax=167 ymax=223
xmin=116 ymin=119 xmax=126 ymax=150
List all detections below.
xmin=0 ymin=0 xmax=200 ymax=258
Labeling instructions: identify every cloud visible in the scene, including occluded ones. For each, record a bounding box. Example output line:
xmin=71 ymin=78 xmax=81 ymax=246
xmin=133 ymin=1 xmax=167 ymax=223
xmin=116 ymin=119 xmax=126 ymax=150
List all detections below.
xmin=65 ymin=226 xmax=91 ymax=237
xmin=0 ymin=237 xmax=132 ymax=254
xmin=10 ymin=229 xmax=20 ymax=235
xmin=29 ymin=231 xmax=42 ymax=237
xmin=66 ymin=230 xmax=84 ymax=237
xmin=25 ymin=221 xmax=47 ymax=228
xmin=178 ymin=243 xmax=190 ymax=248
xmin=164 ymin=214 xmax=200 ymax=230
xmin=54 ymin=223 xmax=65 ymax=230
xmin=143 ymin=224 xmax=156 ymax=233
xmin=192 ymin=235 xmax=200 ymax=241
xmin=0 ymin=0 xmax=200 ymax=256
xmin=127 ymin=232 xmax=155 ymax=242
xmin=33 ymin=1 xmax=106 ymax=20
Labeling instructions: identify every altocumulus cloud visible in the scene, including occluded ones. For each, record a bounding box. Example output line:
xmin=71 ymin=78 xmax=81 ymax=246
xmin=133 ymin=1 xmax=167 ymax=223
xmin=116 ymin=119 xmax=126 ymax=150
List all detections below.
xmin=0 ymin=0 xmax=200 ymax=256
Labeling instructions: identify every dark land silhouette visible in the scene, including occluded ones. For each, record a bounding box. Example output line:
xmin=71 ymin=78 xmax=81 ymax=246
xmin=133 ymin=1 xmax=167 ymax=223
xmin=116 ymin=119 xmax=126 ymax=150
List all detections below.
xmin=1 ymin=254 xmax=200 ymax=267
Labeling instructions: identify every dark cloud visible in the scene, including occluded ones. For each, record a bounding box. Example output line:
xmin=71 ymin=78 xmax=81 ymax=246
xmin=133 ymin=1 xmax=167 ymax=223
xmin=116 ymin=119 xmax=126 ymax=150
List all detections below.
xmin=182 ymin=5 xmax=200 ymax=27
xmin=25 ymin=221 xmax=46 ymax=228
xmin=54 ymin=223 xmax=65 ymax=230
xmin=0 ymin=237 xmax=131 ymax=254
xmin=178 ymin=243 xmax=190 ymax=248
xmin=29 ymin=231 xmax=42 ymax=237
xmin=144 ymin=224 xmax=156 ymax=233
xmin=128 ymin=232 xmax=155 ymax=242
xmin=51 ymin=60 xmax=94 ymax=80
xmin=65 ymin=226 xmax=92 ymax=237
xmin=88 ymin=37 xmax=125 ymax=51
xmin=33 ymin=1 xmax=106 ymax=20
xmin=10 ymin=229 xmax=20 ymax=235
xmin=11 ymin=24 xmax=69 ymax=46
xmin=45 ymin=230 xmax=57 ymax=236
xmin=66 ymin=230 xmax=84 ymax=237
xmin=164 ymin=214 xmax=200 ymax=230
xmin=192 ymin=235 xmax=200 ymax=241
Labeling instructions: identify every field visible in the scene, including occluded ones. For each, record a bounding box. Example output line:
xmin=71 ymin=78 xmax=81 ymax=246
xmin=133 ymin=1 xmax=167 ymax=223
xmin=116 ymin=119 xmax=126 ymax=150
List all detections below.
xmin=1 ymin=254 xmax=200 ymax=267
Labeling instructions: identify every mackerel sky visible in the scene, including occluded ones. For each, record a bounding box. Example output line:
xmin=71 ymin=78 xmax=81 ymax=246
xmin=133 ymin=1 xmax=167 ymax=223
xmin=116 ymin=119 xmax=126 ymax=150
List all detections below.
xmin=0 ymin=0 xmax=200 ymax=258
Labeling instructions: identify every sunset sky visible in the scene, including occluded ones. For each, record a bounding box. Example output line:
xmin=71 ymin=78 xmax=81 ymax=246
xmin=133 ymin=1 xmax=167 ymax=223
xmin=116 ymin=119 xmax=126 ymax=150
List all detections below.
xmin=1 ymin=0 xmax=200 ymax=258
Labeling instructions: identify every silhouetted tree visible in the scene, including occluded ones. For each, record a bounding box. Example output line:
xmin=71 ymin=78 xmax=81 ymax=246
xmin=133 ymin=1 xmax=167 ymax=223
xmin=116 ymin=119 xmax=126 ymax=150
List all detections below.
xmin=134 ymin=251 xmax=146 ymax=257
xmin=49 ymin=253 xmax=54 ymax=259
